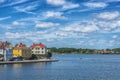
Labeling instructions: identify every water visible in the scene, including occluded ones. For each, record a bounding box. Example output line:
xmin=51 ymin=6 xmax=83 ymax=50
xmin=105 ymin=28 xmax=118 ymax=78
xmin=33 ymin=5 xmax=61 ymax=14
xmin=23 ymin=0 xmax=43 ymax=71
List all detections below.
xmin=0 ymin=54 xmax=120 ymax=80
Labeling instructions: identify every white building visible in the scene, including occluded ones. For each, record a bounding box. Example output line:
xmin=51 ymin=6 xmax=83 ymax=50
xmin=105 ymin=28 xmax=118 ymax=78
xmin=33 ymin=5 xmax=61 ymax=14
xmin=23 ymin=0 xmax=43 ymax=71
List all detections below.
xmin=30 ymin=43 xmax=47 ymax=55
xmin=0 ymin=49 xmax=4 ymax=55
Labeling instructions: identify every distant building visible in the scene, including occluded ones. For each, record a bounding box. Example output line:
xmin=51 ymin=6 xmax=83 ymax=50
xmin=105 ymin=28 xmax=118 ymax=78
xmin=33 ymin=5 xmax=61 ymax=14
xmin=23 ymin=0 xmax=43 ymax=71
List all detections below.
xmin=0 ymin=41 xmax=5 ymax=55
xmin=13 ymin=43 xmax=31 ymax=59
xmin=30 ymin=43 xmax=47 ymax=55
xmin=0 ymin=41 xmax=12 ymax=61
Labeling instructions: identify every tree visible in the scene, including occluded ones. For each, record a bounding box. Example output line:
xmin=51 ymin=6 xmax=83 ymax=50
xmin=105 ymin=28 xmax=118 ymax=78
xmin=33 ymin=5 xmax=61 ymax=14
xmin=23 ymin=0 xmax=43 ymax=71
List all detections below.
xmin=46 ymin=52 xmax=52 ymax=59
xmin=0 ymin=54 xmax=3 ymax=61
xmin=29 ymin=54 xmax=37 ymax=60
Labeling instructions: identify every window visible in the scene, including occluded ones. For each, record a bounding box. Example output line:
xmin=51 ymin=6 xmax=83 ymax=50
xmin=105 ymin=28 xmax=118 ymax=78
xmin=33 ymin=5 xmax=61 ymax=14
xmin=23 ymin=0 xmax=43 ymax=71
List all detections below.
xmin=36 ymin=47 xmax=40 ymax=50
xmin=36 ymin=48 xmax=38 ymax=50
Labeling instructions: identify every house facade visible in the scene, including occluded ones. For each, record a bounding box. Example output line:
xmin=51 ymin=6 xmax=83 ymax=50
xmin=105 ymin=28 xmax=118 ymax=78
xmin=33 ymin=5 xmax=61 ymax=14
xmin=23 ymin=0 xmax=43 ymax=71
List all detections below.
xmin=0 ymin=49 xmax=4 ymax=55
xmin=0 ymin=41 xmax=6 ymax=55
xmin=30 ymin=43 xmax=47 ymax=55
xmin=0 ymin=41 xmax=12 ymax=61
xmin=13 ymin=43 xmax=31 ymax=59
xmin=0 ymin=47 xmax=4 ymax=60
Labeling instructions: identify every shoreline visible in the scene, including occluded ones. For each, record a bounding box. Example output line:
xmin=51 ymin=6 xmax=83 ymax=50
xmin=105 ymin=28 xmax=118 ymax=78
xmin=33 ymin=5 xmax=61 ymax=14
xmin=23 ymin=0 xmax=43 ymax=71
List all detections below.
xmin=0 ymin=59 xmax=59 ymax=64
xmin=52 ymin=52 xmax=120 ymax=54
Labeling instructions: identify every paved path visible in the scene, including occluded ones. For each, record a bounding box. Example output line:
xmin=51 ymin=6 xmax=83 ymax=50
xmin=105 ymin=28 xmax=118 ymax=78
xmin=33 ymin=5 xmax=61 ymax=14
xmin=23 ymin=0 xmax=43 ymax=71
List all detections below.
xmin=0 ymin=59 xmax=59 ymax=64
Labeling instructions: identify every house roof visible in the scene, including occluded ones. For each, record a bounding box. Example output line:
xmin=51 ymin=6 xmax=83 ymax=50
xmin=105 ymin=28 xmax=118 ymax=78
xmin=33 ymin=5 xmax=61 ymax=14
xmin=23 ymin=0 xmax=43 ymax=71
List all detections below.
xmin=30 ymin=43 xmax=46 ymax=48
xmin=14 ymin=43 xmax=27 ymax=49
xmin=0 ymin=41 xmax=6 ymax=49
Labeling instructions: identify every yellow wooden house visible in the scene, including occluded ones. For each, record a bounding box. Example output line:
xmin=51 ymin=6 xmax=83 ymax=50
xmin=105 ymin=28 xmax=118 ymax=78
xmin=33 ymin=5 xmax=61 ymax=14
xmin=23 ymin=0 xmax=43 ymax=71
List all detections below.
xmin=13 ymin=43 xmax=31 ymax=59
xmin=13 ymin=49 xmax=22 ymax=57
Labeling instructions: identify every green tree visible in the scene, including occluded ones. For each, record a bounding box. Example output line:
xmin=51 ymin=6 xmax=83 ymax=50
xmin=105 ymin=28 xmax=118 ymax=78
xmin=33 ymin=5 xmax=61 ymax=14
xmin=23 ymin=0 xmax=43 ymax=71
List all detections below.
xmin=29 ymin=54 xmax=37 ymax=60
xmin=46 ymin=52 xmax=52 ymax=59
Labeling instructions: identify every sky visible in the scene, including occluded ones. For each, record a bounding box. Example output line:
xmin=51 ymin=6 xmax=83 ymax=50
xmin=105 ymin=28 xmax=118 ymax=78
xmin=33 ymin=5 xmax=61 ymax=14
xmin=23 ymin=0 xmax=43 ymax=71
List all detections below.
xmin=0 ymin=0 xmax=120 ymax=49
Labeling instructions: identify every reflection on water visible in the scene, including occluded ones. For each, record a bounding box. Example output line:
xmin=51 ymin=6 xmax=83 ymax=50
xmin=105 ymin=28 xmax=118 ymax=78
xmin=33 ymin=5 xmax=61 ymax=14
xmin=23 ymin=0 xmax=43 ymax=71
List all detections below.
xmin=1 ymin=54 xmax=120 ymax=80
xmin=12 ymin=62 xmax=49 ymax=68
xmin=0 ymin=62 xmax=52 ymax=80
xmin=1 ymin=62 xmax=50 ymax=68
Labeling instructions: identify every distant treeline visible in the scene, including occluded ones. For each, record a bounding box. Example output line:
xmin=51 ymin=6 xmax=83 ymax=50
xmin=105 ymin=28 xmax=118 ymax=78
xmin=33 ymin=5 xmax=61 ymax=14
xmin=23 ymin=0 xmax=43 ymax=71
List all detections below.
xmin=48 ymin=47 xmax=120 ymax=54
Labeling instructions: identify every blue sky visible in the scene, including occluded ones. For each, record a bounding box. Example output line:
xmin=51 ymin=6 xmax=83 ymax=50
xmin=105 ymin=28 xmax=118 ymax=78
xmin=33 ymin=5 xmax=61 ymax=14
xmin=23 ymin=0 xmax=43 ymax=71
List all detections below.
xmin=0 ymin=0 xmax=120 ymax=49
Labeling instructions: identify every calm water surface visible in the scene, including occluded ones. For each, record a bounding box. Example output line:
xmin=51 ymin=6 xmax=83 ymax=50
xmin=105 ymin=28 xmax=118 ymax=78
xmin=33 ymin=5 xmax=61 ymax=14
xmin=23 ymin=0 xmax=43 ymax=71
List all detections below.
xmin=0 ymin=54 xmax=120 ymax=80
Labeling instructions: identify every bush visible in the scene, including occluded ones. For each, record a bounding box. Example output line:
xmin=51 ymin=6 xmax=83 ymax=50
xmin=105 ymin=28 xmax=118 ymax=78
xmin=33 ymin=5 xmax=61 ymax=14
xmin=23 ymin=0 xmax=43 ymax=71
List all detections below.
xmin=29 ymin=54 xmax=37 ymax=60
xmin=46 ymin=52 xmax=52 ymax=59
xmin=18 ymin=56 xmax=23 ymax=60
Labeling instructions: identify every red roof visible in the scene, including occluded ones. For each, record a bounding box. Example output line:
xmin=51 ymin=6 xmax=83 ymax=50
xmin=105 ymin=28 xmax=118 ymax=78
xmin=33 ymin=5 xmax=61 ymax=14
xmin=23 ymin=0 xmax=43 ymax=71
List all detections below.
xmin=30 ymin=43 xmax=46 ymax=48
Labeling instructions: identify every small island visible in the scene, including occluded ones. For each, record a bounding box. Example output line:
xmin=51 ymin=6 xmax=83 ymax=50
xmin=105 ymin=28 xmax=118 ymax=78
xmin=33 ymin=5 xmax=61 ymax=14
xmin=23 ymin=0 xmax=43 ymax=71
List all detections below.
xmin=0 ymin=41 xmax=58 ymax=64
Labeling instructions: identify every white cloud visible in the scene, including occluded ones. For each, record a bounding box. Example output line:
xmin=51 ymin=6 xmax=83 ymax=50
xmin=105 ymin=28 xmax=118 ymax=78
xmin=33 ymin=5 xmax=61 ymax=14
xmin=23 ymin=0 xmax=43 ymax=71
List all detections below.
xmin=61 ymin=21 xmax=99 ymax=33
xmin=105 ymin=0 xmax=120 ymax=2
xmin=55 ymin=32 xmax=69 ymax=37
xmin=96 ymin=20 xmax=120 ymax=31
xmin=60 ymin=18 xmax=120 ymax=34
xmin=35 ymin=22 xmax=60 ymax=28
xmin=0 ymin=0 xmax=29 ymax=8
xmin=46 ymin=38 xmax=55 ymax=42
xmin=112 ymin=35 xmax=118 ymax=39
xmin=0 ymin=16 xmax=11 ymax=21
xmin=63 ymin=26 xmax=98 ymax=33
xmin=9 ymin=0 xmax=28 ymax=6
xmin=12 ymin=21 xmax=26 ymax=26
xmin=96 ymin=39 xmax=107 ymax=45
xmin=5 ymin=32 xmax=22 ymax=39
xmin=44 ymin=11 xmax=67 ymax=20
xmin=62 ymin=3 xmax=79 ymax=9
xmin=0 ymin=0 xmax=5 ymax=3
xmin=18 ymin=16 xmax=45 ymax=25
xmin=46 ymin=0 xmax=79 ymax=9
xmin=97 ymin=11 xmax=120 ymax=20
xmin=84 ymin=2 xmax=108 ymax=8
xmin=47 ymin=0 xmax=66 ymax=6
xmin=3 ymin=18 xmax=120 ymax=48
xmin=0 ymin=24 xmax=12 ymax=29
xmin=5 ymin=31 xmax=46 ymax=43
xmin=12 ymin=30 xmax=71 ymax=42
xmin=5 ymin=31 xmax=39 ymax=39
xmin=4 ymin=32 xmax=38 ymax=44
xmin=14 ymin=2 xmax=38 ymax=14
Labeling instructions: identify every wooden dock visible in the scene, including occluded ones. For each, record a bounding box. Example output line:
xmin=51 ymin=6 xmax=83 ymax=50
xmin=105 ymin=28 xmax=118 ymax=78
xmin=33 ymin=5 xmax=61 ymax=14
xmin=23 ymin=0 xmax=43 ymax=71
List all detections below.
xmin=0 ymin=59 xmax=59 ymax=64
